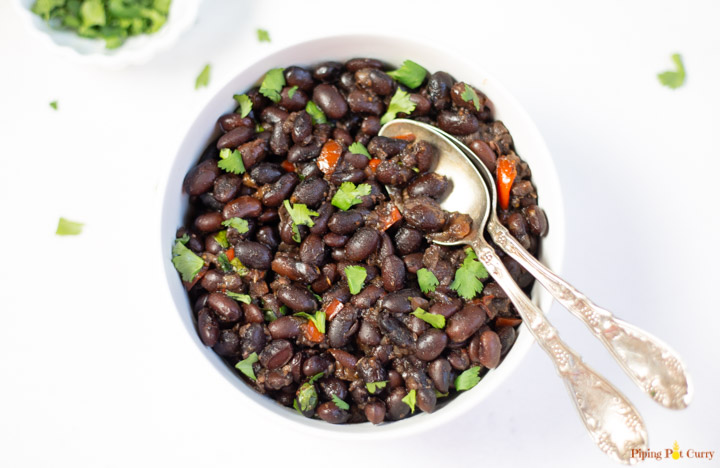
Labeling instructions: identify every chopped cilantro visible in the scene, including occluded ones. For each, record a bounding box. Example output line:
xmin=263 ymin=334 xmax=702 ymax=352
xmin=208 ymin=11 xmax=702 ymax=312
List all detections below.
xmin=49 ymin=100 xmax=58 ymax=110
xmin=216 ymin=252 xmax=234 ymax=272
xmin=460 ymin=83 xmax=481 ymax=111
xmin=455 ymin=366 xmax=482 ymax=391
xmin=296 ymin=381 xmax=318 ymax=413
xmin=218 ymin=148 xmax=246 ymax=175
xmin=283 ymin=200 xmax=318 ymax=242
xmin=195 ymin=64 xmax=211 ymax=90
xmin=305 ymin=101 xmax=327 ymax=124
xmin=287 ymin=85 xmax=298 ymax=99
xmin=230 ymin=258 xmax=248 ymax=276
xmin=233 ymin=94 xmax=253 ymax=118
xmin=259 ymin=68 xmax=285 ymax=103
xmin=348 ymin=142 xmax=371 ymax=158
xmin=221 ymin=217 xmax=249 ymax=233
xmin=365 ymin=380 xmax=388 ymax=394
xmin=345 ymin=265 xmax=367 ymax=295
xmin=235 ymin=352 xmax=259 ymax=381
xmin=255 ymin=123 xmax=265 ymax=133
xmin=450 ymin=248 xmax=489 ymax=300
xmin=226 ymin=291 xmax=251 ymax=304
xmin=381 ymin=89 xmax=417 ymax=124
xmin=401 ymin=389 xmax=417 ymax=413
xmin=417 ymin=268 xmax=439 ymax=294
xmin=308 ymin=372 xmax=325 ymax=383
xmin=56 ymin=217 xmax=83 ymax=236
xmin=263 ymin=309 xmax=277 ymax=322
xmin=214 ymin=230 xmax=229 ymax=248
xmin=256 ymin=28 xmax=270 ymax=42
xmin=294 ymin=311 xmax=326 ymax=334
xmin=331 ymin=182 xmax=372 ymax=211
xmin=435 ymin=390 xmax=449 ymax=398
xmin=171 ymin=238 xmax=204 ymax=282
xmin=658 ymin=53 xmax=686 ymax=89
xmin=387 ymin=60 xmax=427 ymax=89
xmin=411 ymin=308 xmax=445 ymax=329
xmin=331 ymin=394 xmax=350 ymax=410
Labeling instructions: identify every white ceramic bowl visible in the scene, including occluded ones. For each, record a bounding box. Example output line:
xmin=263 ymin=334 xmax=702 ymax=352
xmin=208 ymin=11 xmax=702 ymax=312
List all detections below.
xmin=159 ymin=34 xmax=565 ymax=439
xmin=14 ymin=0 xmax=200 ymax=69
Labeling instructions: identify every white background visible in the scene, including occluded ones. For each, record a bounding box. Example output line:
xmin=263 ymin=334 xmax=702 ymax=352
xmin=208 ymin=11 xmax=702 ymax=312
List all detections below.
xmin=1 ymin=0 xmax=718 ymax=466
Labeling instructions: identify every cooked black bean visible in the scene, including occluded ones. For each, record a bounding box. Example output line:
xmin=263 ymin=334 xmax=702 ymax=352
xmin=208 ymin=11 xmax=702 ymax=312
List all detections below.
xmin=237 ymin=138 xmax=268 ymax=169
xmin=318 ymin=376 xmax=348 ymax=401
xmin=287 ymin=141 xmax=323 ymax=163
xmin=218 ymin=113 xmax=253 ymax=132
xmin=345 ymin=58 xmax=383 ymax=72
xmin=213 ymin=329 xmax=242 ymax=357
xmin=523 ymin=204 xmax=548 ymax=236
xmin=378 ymin=312 xmax=415 ymax=347
xmin=279 ymin=86 xmax=308 ymax=111
xmin=437 ymin=109 xmax=479 ymax=135
xmin=407 ymin=173 xmax=450 ymax=199
xmin=234 ymin=241 xmax=273 ymax=270
xmin=313 ymin=84 xmax=348 ymax=119
xmin=347 ymin=89 xmax=384 ymax=115
xmin=351 ymin=284 xmax=385 ymax=309
xmin=217 ymin=126 xmax=254 ymax=149
xmin=271 ymin=254 xmax=321 ymax=283
xmin=291 ymin=177 xmax=329 ymax=207
xmin=194 ymin=212 xmax=224 ymax=233
xmin=428 ymin=358 xmax=452 ymax=393
xmin=416 ymin=329 xmax=448 ymax=361
xmin=313 ymin=61 xmax=343 ymax=82
xmin=323 ymin=232 xmax=349 ymax=248
xmin=507 ymin=212 xmax=532 ymax=250
xmin=223 ymin=195 xmax=262 ymax=219
xmin=344 ymin=228 xmax=380 ymax=262
xmin=183 ymin=159 xmax=220 ymax=196
xmin=360 ymin=116 xmax=381 ymax=136
xmin=381 ymin=255 xmax=406 ymax=292
xmin=292 ymin=111 xmax=313 ymax=145
xmin=409 ymin=93 xmax=432 ymax=116
xmin=207 ymin=292 xmax=242 ymax=323
xmin=277 ymin=284 xmax=317 ymax=312
xmin=386 ymin=387 xmax=410 ymax=420
xmin=426 ymin=71 xmax=455 ymax=110
xmin=328 ymin=210 xmax=364 ymax=235
xmin=212 ymin=173 xmax=242 ymax=203
xmin=256 ymin=225 xmax=280 ymax=249
xmin=403 ymin=197 xmax=447 ymax=232
xmin=197 ymin=308 xmax=219 ymax=346
xmin=242 ymin=303 xmax=265 ymax=324
xmin=446 ymin=305 xmax=487 ymax=342
xmin=364 ymin=401 xmax=386 ymax=424
xmin=258 ymin=339 xmax=293 ymax=369
xmin=316 ymin=402 xmax=350 ymax=424
xmin=367 ymin=136 xmax=408 ymax=158
xmin=469 ymin=139 xmax=497 ymax=173
xmin=285 ymin=66 xmax=314 ymax=91
xmin=355 ymin=68 xmax=395 ymax=96
xmin=250 ymin=162 xmax=283 ymax=185
xmin=269 ymin=122 xmax=290 ymax=156
xmin=268 ymin=316 xmax=302 ymax=339
xmin=327 ymin=307 xmax=358 ymax=348
xmin=262 ymin=172 xmax=299 ymax=207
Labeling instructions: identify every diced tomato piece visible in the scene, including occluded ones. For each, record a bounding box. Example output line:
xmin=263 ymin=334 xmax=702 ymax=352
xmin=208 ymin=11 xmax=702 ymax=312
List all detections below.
xmin=281 ymin=160 xmax=296 ymax=172
xmin=379 ymin=204 xmax=403 ymax=232
xmin=225 ymin=248 xmax=235 ymax=261
xmin=305 ymin=320 xmax=324 ymax=342
xmin=316 ymin=140 xmax=342 ymax=175
xmin=325 ymin=299 xmax=344 ymax=322
xmin=368 ymin=158 xmax=381 ymax=172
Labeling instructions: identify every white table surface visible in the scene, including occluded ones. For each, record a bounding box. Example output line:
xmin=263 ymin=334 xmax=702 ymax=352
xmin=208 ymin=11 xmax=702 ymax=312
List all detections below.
xmin=1 ymin=0 xmax=718 ymax=466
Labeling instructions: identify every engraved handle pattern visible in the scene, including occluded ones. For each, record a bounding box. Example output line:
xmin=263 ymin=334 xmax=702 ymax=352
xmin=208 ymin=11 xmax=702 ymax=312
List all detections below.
xmin=486 ymin=219 xmax=692 ymax=409
xmin=471 ymin=238 xmax=648 ymax=464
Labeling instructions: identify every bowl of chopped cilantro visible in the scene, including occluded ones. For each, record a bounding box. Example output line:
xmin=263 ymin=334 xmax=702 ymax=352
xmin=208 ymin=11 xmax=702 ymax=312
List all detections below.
xmin=15 ymin=0 xmax=200 ymax=68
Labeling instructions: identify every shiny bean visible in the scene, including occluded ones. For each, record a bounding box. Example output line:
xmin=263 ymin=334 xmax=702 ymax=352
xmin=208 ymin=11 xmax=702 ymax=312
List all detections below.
xmin=207 ymin=292 xmax=242 ymax=323
xmin=479 ymin=329 xmax=502 ymax=368
xmin=183 ymin=159 xmax=220 ymax=196
xmin=429 ymin=298 xmax=462 ymax=318
xmin=507 ymin=212 xmax=532 ymax=250
xmin=242 ymin=303 xmax=265 ymax=324
xmin=380 ymin=289 xmax=419 ymax=314
xmin=402 ymin=253 xmax=425 ymax=274
xmin=309 ymin=202 xmax=334 ymax=235
xmin=313 ymin=62 xmax=343 ymax=82
xmin=292 ymin=111 xmax=313 ymax=145
xmin=313 ymin=84 xmax=348 ymax=119
xmin=437 ymin=109 xmax=479 ymax=135
xmin=287 ymin=141 xmax=323 ymax=163
xmin=234 ymin=241 xmax=273 ymax=270
xmin=386 ymin=388 xmax=410 ymax=420
xmin=428 ymin=358 xmax=452 ymax=393
xmin=523 ymin=204 xmax=548 ymax=236
xmin=328 ymin=348 xmax=358 ymax=370
xmin=347 ymin=89 xmax=384 ymax=115
xmin=277 ymin=284 xmax=317 ymax=312
xmin=381 ymin=255 xmax=406 ymax=292
xmin=327 ymin=306 xmax=358 ymax=348
xmin=345 ymin=228 xmax=380 ymax=262
xmin=378 ymin=312 xmax=415 ymax=347
xmin=197 ymin=308 xmax=219 ymax=346
xmin=259 ymin=339 xmax=293 ymax=370
xmin=355 ymin=68 xmax=395 ymax=96
xmin=375 ymin=160 xmax=413 ymax=186
xmin=446 ymin=305 xmax=487 ymax=342
xmin=360 ymin=116 xmax=381 ymax=136
xmin=356 ymin=357 xmax=387 ymax=383
xmin=318 ymin=376 xmax=348 ymax=401
xmin=394 ymin=226 xmax=424 ymax=255
xmin=200 ymin=269 xmax=222 ymax=292
xmin=351 ymin=284 xmax=385 ymax=309
xmin=250 ymin=162 xmax=283 ymax=185
xmin=271 ymin=254 xmax=321 ymax=283
xmin=328 ymin=210 xmax=364 ymax=235
xmin=416 ymin=329 xmax=448 ymax=361
xmin=285 ymin=66 xmax=314 ymax=91
xmin=447 ymin=348 xmax=470 ymax=371
xmin=497 ymin=326 xmax=517 ymax=356
xmin=403 ymin=198 xmax=447 ymax=232
xmin=409 ymin=93 xmax=431 ymax=116
xmin=316 ymin=402 xmax=350 ymax=424
xmin=469 ymin=140 xmax=497 ymax=173
xmin=256 ymin=225 xmax=280 ymax=249
xmin=262 ymin=172 xmax=299 ymax=207
xmin=268 ymin=316 xmax=302 ymax=339
xmin=367 ymin=136 xmax=408 ymax=158
xmin=217 ymin=126 xmax=254 ymax=149
xmin=323 ymin=232 xmax=349 ymax=248
xmin=426 ymin=71 xmax=455 ymax=110
xmin=299 ymin=234 xmax=327 ymax=266
xmin=265 ymin=369 xmax=293 ymax=390
xmin=407 ymin=173 xmax=450 ymax=199
xmin=345 ymin=58 xmax=383 ymax=72
xmin=212 ymin=173 xmax=242 ymax=203
xmin=218 ymin=113 xmax=253 ymax=132
xmin=332 ymin=128 xmax=354 ymax=147
xmin=222 ymin=196 xmax=263 ymax=219
xmin=290 ymin=177 xmax=329 ymax=207
xmin=357 ymin=320 xmax=382 ymax=346
xmin=279 ymin=86 xmax=308 ymax=111
xmin=302 ymin=354 xmax=333 ymax=376
xmin=213 ymin=329 xmax=242 ymax=357
xmin=237 ymin=138 xmax=268 ymax=169
xmin=364 ymin=401 xmax=386 ymax=425
xmin=260 ymin=106 xmax=288 ymax=124
xmin=194 ymin=212 xmax=224 ymax=232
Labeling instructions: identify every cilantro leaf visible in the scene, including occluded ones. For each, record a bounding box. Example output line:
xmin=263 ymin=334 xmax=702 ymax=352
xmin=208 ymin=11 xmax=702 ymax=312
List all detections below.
xmin=230 ymin=258 xmax=248 ymax=276
xmin=331 ymin=394 xmax=350 ymax=410
xmin=217 ymin=252 xmax=234 ymax=272
xmin=401 ymin=389 xmax=417 ymax=413
xmin=387 ymin=60 xmax=427 ymax=89
xmin=178 ymin=233 xmax=190 ymax=245
xmin=381 ymin=89 xmax=417 ymax=124
xmin=195 ymin=64 xmax=211 ymax=90
xmin=235 ymin=352 xmax=259 ymax=381
xmin=296 ymin=381 xmax=318 ymax=413
xmin=411 ymin=308 xmax=445 ymax=329
xmin=461 ymin=83 xmax=481 ymax=111
xmin=256 ymin=28 xmax=270 ymax=42
xmin=365 ymin=380 xmax=388 ymax=394
xmin=417 ymin=268 xmax=439 ymax=294
xmin=259 ymin=68 xmax=285 ymax=103
xmin=218 ymin=148 xmax=246 ymax=175
xmin=658 ymin=53 xmax=686 ymax=89
xmin=287 ymin=85 xmax=298 ymax=99
xmin=226 ymin=291 xmax=251 ymax=304
xmin=455 ymin=366 xmax=482 ymax=391
xmin=56 ymin=217 xmax=83 ymax=236
xmin=81 ymin=0 xmax=106 ymax=28
xmin=214 ymin=230 xmax=229 ymax=248
xmin=308 ymin=372 xmax=325 ymax=383
xmin=221 ymin=217 xmax=249 ymax=233
xmin=331 ymin=182 xmax=372 ymax=211
xmin=305 ymin=101 xmax=327 ymax=124
xmin=171 ymin=238 xmax=204 ymax=282
xmin=263 ymin=309 xmax=277 ymax=322
xmin=283 ymin=200 xmax=318 ymax=242
xmin=294 ymin=310 xmax=326 ymax=334
xmin=348 ymin=142 xmax=371 ymax=158
xmin=450 ymin=248 xmax=488 ymax=300
xmin=435 ymin=390 xmax=449 ymax=398
xmin=49 ymin=101 xmax=58 ymax=110
xmin=345 ymin=265 xmax=367 ymax=295
xmin=233 ymin=94 xmax=253 ymax=118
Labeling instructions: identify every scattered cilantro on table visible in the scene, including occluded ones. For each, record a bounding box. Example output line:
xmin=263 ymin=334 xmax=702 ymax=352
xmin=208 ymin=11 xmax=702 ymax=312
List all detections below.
xmin=56 ymin=217 xmax=83 ymax=235
xmin=658 ymin=53 xmax=686 ymax=89
xmin=256 ymin=28 xmax=270 ymax=43
xmin=195 ymin=64 xmax=211 ymax=90
xmin=49 ymin=100 xmax=58 ymax=110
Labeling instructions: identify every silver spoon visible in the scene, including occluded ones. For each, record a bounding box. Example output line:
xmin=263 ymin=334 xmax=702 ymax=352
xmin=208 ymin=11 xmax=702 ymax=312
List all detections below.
xmin=379 ymin=120 xmax=648 ymax=464
xmin=421 ymin=121 xmax=692 ymax=411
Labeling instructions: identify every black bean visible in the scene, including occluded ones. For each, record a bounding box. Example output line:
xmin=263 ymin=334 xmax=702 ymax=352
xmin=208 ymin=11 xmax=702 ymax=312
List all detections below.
xmin=403 ymin=198 xmax=447 ymax=232
xmin=507 ymin=212 xmax=532 ymax=250
xmin=502 ymin=256 xmax=534 ymax=289
xmin=313 ymin=61 xmax=343 ymax=82
xmin=287 ymin=141 xmax=323 ymax=163
xmin=207 ymin=292 xmax=242 ymax=323
xmin=262 ymin=172 xmax=299 ymax=207
xmin=243 ymin=303 xmax=265 ymax=324
xmin=213 ymin=329 xmax=242 ymax=357
xmin=218 ymin=113 xmax=253 ymax=133
xmin=303 ymin=354 xmax=333 ymax=376
xmin=345 ymin=228 xmax=380 ymax=262
xmin=234 ymin=241 xmax=273 ymax=270
xmin=332 ymin=128 xmax=354 ymax=147
xmin=277 ymin=284 xmax=317 ymax=312
xmin=375 ymin=160 xmax=413 ymax=186
xmin=250 ymin=162 xmax=283 ymax=185
xmin=290 ymin=177 xmax=329 ymax=207
xmin=269 ymin=123 xmax=289 ymax=156
xmin=260 ymin=106 xmax=289 ymax=125
xmin=429 ymin=298 xmax=462 ymax=318
xmin=285 ymin=66 xmax=314 ymax=92
xmin=367 ymin=136 xmax=408 ymax=158
xmin=313 ymin=84 xmax=348 ymax=119
xmin=327 ymin=306 xmax=358 ymax=348
xmin=360 ymin=116 xmax=381 ymax=136
xmin=523 ymin=204 xmax=548 ymax=237
xmin=416 ymin=388 xmax=437 ymax=413
xmin=183 ymin=159 xmax=220 ymax=196
xmin=428 ymin=358 xmax=452 ymax=393
xmin=197 ymin=308 xmax=219 ymax=346
xmin=345 ymin=58 xmax=384 ymax=72
xmin=316 ymin=402 xmax=350 ymax=424
xmin=416 ymin=329 xmax=448 ymax=361
xmin=409 ymin=93 xmax=431 ymax=116
xmin=378 ymin=312 xmax=415 ymax=347
xmin=356 ymin=357 xmax=387 ymax=384
xmin=386 ymin=388 xmax=410 ymax=420
xmin=258 ymin=339 xmax=293 ymax=369
xmin=355 ymin=68 xmax=395 ymax=96
xmin=344 ymin=151 xmax=369 ymax=169
xmin=403 ymin=253 xmax=424 ymax=274
xmin=426 ymin=71 xmax=455 ymax=110
xmin=222 ymin=196 xmax=262 ymax=220
xmin=394 ymin=226 xmax=423 ymax=255
xmin=212 ymin=173 xmax=242 ymax=203
xmin=437 ymin=109 xmax=479 ymax=135
xmin=217 ymin=126 xmax=254 ymax=149
xmin=497 ymin=326 xmax=517 ymax=357
xmin=200 ymin=269 xmax=222 ymax=292
xmin=256 ymin=225 xmax=279 ymax=249
xmin=446 ymin=305 xmax=487 ymax=342
xmin=194 ymin=212 xmax=224 ymax=233
xmin=351 ymin=284 xmax=385 ymax=309
xmin=237 ymin=138 xmax=268 ymax=169
xmin=381 ymin=255 xmax=406 ymax=292
xmin=447 ymin=348 xmax=471 ymax=371
xmin=299 ymin=234 xmax=327 ymax=266
xmin=271 ymin=254 xmax=321 ymax=283
xmin=347 ymin=89 xmax=384 ymax=115
xmin=407 ymin=173 xmax=450 ymax=199
xmin=265 ymin=369 xmax=293 ymax=390
xmin=328 ymin=210 xmax=364 ymax=235
xmin=364 ymin=401 xmax=386 ymax=424
xmin=318 ymin=376 xmax=348 ymax=401
xmin=239 ymin=323 xmax=266 ymax=359
xmin=292 ymin=111 xmax=313 ymax=145
xmin=469 ymin=139 xmax=497 ymax=173
xmin=357 ymin=320 xmax=382 ymax=346
xmin=380 ymin=289 xmax=420 ymax=314
xmin=279 ymin=86 xmax=308 ymax=111
xmin=309 ymin=202 xmax=334 ymax=235
xmin=268 ymin=316 xmax=302 ymax=339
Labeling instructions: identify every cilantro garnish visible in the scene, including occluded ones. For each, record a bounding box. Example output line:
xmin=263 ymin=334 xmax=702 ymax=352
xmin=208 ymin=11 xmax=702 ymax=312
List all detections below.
xmin=235 ymin=352 xmax=259 ymax=381
xmin=417 ymin=268 xmax=439 ymax=294
xmin=411 ymin=308 xmax=445 ymax=329
xmin=305 ymin=101 xmax=327 ymax=124
xmin=195 ymin=64 xmax=211 ymax=90
xmin=233 ymin=94 xmax=253 ymax=118
xmin=455 ymin=366 xmax=482 ymax=391
xmin=450 ymin=248 xmax=489 ymax=300
xmin=387 ymin=60 xmax=427 ymax=89
xmin=296 ymin=381 xmax=318 ymax=413
xmin=331 ymin=182 xmax=372 ymax=211
xmin=331 ymin=394 xmax=350 ymax=410
xmin=348 ymin=142 xmax=371 ymax=158
xmin=401 ymin=389 xmax=417 ymax=413
xmin=365 ymin=380 xmax=388 ymax=394
xmin=461 ymin=83 xmax=481 ymax=111
xmin=287 ymin=85 xmax=298 ymax=99
xmin=381 ymin=89 xmax=417 ymax=124
xmin=256 ymin=28 xmax=270 ymax=42
xmin=435 ymin=390 xmax=449 ymax=398
xmin=171 ymin=238 xmax=204 ymax=282
xmin=658 ymin=53 xmax=686 ymax=89
xmin=56 ymin=217 xmax=83 ymax=236
xmin=294 ymin=310 xmax=326 ymax=334
xmin=308 ymin=372 xmax=325 ymax=383
xmin=226 ymin=291 xmax=251 ymax=304
xmin=283 ymin=200 xmax=318 ymax=242
xmin=263 ymin=309 xmax=277 ymax=322
xmin=230 ymin=258 xmax=248 ymax=276
xmin=218 ymin=148 xmax=246 ymax=175
xmin=217 ymin=252 xmax=234 ymax=272
xmin=259 ymin=68 xmax=285 ymax=103
xmin=214 ymin=230 xmax=229 ymax=248
xmin=345 ymin=265 xmax=367 ymax=295
xmin=221 ymin=217 xmax=249 ymax=233
xmin=49 ymin=101 xmax=58 ymax=110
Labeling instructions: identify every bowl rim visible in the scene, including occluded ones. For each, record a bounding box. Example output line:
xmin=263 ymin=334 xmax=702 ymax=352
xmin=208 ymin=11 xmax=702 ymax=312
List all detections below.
xmin=158 ymin=33 xmax=566 ymax=439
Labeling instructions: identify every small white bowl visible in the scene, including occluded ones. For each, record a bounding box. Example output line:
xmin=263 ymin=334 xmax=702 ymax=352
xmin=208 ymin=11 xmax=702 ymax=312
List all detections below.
xmin=14 ymin=0 xmax=200 ymax=69
xmin=159 ymin=34 xmax=566 ymax=439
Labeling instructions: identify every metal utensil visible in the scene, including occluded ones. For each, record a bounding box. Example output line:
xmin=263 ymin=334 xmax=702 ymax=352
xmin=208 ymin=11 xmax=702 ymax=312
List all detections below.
xmin=379 ymin=120 xmax=648 ymax=464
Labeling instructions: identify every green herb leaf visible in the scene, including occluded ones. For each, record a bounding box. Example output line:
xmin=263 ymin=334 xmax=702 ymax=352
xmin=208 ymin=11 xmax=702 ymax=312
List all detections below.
xmin=411 ymin=308 xmax=445 ymax=329
xmin=348 ymin=142 xmax=371 ymax=158
xmin=214 ymin=230 xmax=229 ymax=248
xmin=296 ymin=382 xmax=318 ymax=413
xmin=81 ymin=0 xmax=106 ymax=28
xmin=387 ymin=60 xmax=427 ymax=89
xmin=417 ymin=268 xmax=439 ymax=294
xmin=455 ymin=366 xmax=482 ymax=391
xmin=216 ymin=252 xmax=233 ymax=272
xmin=345 ymin=265 xmax=367 ymax=295
xmin=460 ymin=83 xmax=481 ymax=111
xmin=365 ymin=380 xmax=388 ymax=394
xmin=450 ymin=248 xmax=489 ymax=300
xmin=308 ymin=372 xmax=325 ymax=383
xmin=294 ymin=310 xmax=326 ymax=334
xmin=233 ymin=94 xmax=253 ymax=118
xmin=658 ymin=53 xmax=686 ymax=89
xmin=331 ymin=182 xmax=372 ymax=211
xmin=255 ymin=123 xmax=265 ymax=133
xmin=401 ymin=389 xmax=417 ymax=413
xmin=381 ymin=89 xmax=417 ymax=124
xmin=218 ymin=148 xmax=246 ymax=175
xmin=230 ymin=258 xmax=248 ymax=276
xmin=283 ymin=200 xmax=318 ymax=242
xmin=221 ymin=217 xmax=249 ymax=233
xmin=263 ymin=309 xmax=278 ymax=322
xmin=256 ymin=28 xmax=270 ymax=42
xmin=287 ymin=85 xmax=298 ymax=99
xmin=331 ymin=394 xmax=350 ymax=410
xmin=56 ymin=217 xmax=83 ymax=236
xmin=305 ymin=101 xmax=327 ymax=124
xmin=195 ymin=64 xmax=211 ymax=90
xmin=235 ymin=352 xmax=259 ymax=381
xmin=178 ymin=233 xmax=190 ymax=245
xmin=259 ymin=68 xmax=285 ymax=103
xmin=435 ymin=390 xmax=449 ymax=398
xmin=293 ymin=399 xmax=302 ymax=414
xmin=171 ymin=239 xmax=204 ymax=282
xmin=49 ymin=100 xmax=58 ymax=110
xmin=226 ymin=291 xmax=251 ymax=304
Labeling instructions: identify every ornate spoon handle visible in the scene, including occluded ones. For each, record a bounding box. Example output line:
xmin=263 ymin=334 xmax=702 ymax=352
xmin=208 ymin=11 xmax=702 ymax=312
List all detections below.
xmin=486 ymin=220 xmax=692 ymax=410
xmin=471 ymin=238 xmax=648 ymax=464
